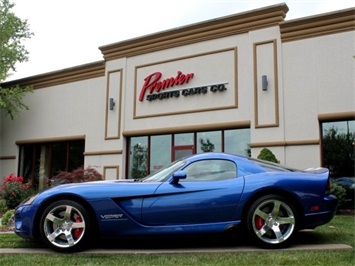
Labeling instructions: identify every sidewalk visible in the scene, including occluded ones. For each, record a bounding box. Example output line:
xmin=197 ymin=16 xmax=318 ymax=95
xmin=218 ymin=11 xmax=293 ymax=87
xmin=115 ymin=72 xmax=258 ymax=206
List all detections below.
xmin=0 ymin=244 xmax=352 ymax=254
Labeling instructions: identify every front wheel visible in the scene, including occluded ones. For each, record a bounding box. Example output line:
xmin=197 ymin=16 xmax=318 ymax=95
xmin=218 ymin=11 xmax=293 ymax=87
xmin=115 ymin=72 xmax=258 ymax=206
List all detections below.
xmin=246 ymin=195 xmax=298 ymax=248
xmin=39 ymin=200 xmax=92 ymax=252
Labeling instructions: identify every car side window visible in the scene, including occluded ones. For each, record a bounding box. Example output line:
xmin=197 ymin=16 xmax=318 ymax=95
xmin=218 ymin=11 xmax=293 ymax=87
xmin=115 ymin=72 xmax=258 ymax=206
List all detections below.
xmin=183 ymin=159 xmax=237 ymax=182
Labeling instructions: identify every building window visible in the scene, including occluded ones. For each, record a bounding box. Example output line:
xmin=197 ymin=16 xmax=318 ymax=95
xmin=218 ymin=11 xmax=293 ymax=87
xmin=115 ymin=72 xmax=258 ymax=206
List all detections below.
xmin=174 ymin=133 xmax=194 ymax=145
xmin=150 ymin=135 xmax=171 ymax=173
xmin=127 ymin=128 xmax=250 ymax=179
xmin=128 ymin=136 xmax=148 ymax=179
xmin=197 ymin=131 xmax=221 ymax=153
xmin=18 ymin=140 xmax=85 ymax=190
xmin=321 ymin=120 xmax=355 ymax=178
xmin=19 ymin=144 xmax=41 ymax=189
xmin=224 ymin=129 xmax=251 ymax=156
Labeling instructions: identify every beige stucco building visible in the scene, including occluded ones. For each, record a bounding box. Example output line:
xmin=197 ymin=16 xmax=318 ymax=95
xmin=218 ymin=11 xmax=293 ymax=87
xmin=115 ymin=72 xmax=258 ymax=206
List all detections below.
xmin=1 ymin=4 xmax=354 ymax=188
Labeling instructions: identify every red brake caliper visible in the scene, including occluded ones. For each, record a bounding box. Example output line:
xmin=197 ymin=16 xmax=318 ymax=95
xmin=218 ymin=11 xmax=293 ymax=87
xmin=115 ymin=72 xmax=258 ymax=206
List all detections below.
xmin=73 ymin=216 xmax=83 ymax=239
xmin=255 ymin=215 xmax=264 ymax=230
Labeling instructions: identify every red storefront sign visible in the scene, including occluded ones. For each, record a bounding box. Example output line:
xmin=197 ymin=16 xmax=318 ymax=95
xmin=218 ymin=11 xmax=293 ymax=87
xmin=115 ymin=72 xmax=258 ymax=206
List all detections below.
xmin=139 ymin=71 xmax=194 ymax=101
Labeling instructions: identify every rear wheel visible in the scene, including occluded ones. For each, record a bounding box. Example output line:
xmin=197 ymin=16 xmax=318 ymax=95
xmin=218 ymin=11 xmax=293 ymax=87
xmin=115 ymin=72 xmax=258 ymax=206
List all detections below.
xmin=247 ymin=195 xmax=298 ymax=248
xmin=39 ymin=200 xmax=92 ymax=252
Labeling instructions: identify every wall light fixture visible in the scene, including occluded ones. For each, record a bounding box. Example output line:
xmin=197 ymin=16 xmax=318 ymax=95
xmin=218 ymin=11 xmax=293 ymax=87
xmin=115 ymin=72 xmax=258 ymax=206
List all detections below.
xmin=109 ymin=98 xmax=115 ymax=110
xmin=262 ymin=75 xmax=268 ymax=91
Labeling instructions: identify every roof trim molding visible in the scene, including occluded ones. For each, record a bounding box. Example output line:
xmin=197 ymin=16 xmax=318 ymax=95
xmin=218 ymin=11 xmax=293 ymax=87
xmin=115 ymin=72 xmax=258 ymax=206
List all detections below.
xmin=280 ymin=7 xmax=355 ymax=42
xmin=2 ymin=61 xmax=105 ymax=89
xmin=100 ymin=4 xmax=288 ymax=60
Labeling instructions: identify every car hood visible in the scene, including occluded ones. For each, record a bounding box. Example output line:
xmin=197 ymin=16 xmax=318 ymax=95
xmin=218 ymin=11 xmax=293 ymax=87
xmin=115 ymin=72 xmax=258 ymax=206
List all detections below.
xmin=34 ymin=180 xmax=160 ymax=203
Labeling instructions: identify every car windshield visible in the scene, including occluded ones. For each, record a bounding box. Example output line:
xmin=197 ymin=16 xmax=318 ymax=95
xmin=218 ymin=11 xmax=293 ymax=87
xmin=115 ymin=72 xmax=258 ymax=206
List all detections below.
xmin=141 ymin=159 xmax=187 ymax=182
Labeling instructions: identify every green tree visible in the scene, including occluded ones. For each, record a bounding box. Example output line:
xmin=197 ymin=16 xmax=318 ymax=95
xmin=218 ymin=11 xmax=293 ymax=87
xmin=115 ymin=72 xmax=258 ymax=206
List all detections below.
xmin=131 ymin=143 xmax=147 ymax=179
xmin=200 ymin=138 xmax=215 ymax=152
xmin=0 ymin=0 xmax=33 ymax=119
xmin=257 ymin=148 xmax=279 ymax=163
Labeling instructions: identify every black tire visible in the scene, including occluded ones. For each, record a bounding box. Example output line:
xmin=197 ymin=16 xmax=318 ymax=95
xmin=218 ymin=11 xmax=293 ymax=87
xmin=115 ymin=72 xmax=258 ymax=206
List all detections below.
xmin=39 ymin=200 xmax=92 ymax=252
xmin=246 ymin=194 xmax=298 ymax=249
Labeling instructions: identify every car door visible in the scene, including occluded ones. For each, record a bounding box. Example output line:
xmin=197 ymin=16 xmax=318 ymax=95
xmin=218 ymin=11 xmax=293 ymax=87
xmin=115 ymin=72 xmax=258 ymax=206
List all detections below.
xmin=141 ymin=159 xmax=244 ymax=225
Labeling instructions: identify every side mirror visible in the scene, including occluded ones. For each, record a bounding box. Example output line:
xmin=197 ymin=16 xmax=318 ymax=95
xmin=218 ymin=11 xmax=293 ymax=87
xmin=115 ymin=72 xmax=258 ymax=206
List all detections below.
xmin=170 ymin=171 xmax=187 ymax=184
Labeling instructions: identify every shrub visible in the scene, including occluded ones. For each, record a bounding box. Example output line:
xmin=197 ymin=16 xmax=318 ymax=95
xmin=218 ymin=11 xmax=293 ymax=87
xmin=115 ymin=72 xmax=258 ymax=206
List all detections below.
xmin=0 ymin=174 xmax=33 ymax=209
xmin=50 ymin=167 xmax=103 ymax=187
xmin=330 ymin=182 xmax=346 ymax=209
xmin=1 ymin=209 xmax=14 ymax=227
xmin=0 ymin=199 xmax=7 ymax=216
xmin=257 ymin=148 xmax=279 ymax=163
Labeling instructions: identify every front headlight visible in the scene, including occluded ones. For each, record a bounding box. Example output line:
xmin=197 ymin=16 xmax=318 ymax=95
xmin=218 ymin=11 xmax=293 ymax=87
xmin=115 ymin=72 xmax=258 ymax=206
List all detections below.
xmin=22 ymin=194 xmax=38 ymax=205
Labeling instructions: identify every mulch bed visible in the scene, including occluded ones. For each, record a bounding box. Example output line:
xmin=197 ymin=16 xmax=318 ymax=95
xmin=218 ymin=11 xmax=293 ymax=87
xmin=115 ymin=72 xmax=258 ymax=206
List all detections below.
xmin=337 ymin=209 xmax=355 ymax=215
xmin=0 ymin=227 xmax=14 ymax=232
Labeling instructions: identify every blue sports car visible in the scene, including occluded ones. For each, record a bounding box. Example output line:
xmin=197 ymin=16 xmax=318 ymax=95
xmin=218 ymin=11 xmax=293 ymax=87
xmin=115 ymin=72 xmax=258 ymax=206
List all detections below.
xmin=14 ymin=153 xmax=337 ymax=252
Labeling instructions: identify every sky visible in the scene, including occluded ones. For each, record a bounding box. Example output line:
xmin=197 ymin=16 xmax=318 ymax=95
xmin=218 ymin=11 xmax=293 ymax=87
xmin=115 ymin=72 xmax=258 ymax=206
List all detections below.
xmin=5 ymin=0 xmax=354 ymax=82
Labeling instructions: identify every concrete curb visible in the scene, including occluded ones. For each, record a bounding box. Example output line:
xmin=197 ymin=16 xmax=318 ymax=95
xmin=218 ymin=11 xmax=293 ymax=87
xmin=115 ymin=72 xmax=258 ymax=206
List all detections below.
xmin=0 ymin=244 xmax=352 ymax=254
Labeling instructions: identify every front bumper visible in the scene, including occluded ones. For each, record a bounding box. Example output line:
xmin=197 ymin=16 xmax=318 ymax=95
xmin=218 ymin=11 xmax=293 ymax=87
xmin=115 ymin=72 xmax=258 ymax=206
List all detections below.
xmin=14 ymin=204 xmax=38 ymax=240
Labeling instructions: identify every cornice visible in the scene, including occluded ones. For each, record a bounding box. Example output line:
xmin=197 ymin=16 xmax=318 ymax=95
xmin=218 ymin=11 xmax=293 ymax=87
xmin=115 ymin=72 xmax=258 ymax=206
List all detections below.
xmin=318 ymin=111 xmax=355 ymax=122
xmin=250 ymin=139 xmax=320 ymax=148
xmin=100 ymin=4 xmax=288 ymax=60
xmin=1 ymin=61 xmax=105 ymax=89
xmin=280 ymin=7 xmax=355 ymax=42
xmin=15 ymin=135 xmax=86 ymax=145
xmin=123 ymin=120 xmax=251 ymax=137
xmin=84 ymin=150 xmax=123 ymax=156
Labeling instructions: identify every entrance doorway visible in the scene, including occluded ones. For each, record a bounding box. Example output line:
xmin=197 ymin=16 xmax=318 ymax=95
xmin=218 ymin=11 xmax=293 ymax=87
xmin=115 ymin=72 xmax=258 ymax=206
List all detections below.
xmin=172 ymin=145 xmax=195 ymax=161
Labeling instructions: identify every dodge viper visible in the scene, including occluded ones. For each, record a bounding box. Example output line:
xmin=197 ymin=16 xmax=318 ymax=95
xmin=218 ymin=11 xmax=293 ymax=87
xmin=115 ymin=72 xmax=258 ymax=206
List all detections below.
xmin=14 ymin=152 xmax=337 ymax=252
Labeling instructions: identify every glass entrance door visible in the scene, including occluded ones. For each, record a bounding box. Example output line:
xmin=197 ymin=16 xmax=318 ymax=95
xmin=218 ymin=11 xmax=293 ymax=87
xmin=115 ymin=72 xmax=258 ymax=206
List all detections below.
xmin=172 ymin=145 xmax=195 ymax=161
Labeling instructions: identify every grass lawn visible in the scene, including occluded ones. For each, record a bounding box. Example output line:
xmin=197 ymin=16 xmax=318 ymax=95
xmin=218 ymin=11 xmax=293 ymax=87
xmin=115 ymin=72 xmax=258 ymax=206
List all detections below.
xmin=0 ymin=214 xmax=354 ymax=266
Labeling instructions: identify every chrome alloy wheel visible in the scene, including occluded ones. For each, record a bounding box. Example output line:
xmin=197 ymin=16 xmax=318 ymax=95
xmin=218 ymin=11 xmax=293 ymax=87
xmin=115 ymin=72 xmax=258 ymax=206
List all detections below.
xmin=42 ymin=204 xmax=86 ymax=249
xmin=251 ymin=198 xmax=295 ymax=245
